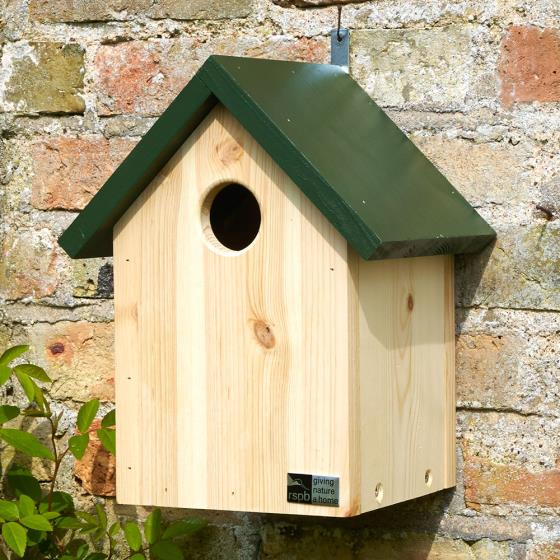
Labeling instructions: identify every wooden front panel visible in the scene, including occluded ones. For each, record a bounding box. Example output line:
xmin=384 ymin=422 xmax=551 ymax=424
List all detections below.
xmin=114 ymin=105 xmax=358 ymax=516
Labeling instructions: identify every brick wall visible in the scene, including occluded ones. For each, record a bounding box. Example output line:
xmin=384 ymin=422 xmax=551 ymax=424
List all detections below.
xmin=0 ymin=0 xmax=559 ymax=558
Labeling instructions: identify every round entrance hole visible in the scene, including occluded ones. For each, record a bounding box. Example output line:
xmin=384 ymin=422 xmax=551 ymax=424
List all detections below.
xmin=202 ymin=183 xmax=261 ymax=253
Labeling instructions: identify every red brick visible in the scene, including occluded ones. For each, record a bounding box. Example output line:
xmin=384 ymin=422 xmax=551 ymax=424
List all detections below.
xmin=94 ymin=38 xmax=328 ymax=116
xmin=74 ymin=419 xmax=116 ymax=497
xmin=32 ymin=137 xmax=137 ymax=210
xmin=464 ymin=456 xmax=560 ymax=509
xmin=94 ymin=40 xmax=197 ymax=116
xmin=499 ymin=26 xmax=560 ymax=107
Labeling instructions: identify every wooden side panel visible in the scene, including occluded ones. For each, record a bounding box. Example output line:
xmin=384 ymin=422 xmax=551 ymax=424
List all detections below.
xmin=443 ymin=256 xmax=456 ymax=488
xmin=114 ymin=105 xmax=359 ymax=516
xmin=358 ymin=255 xmax=455 ymax=512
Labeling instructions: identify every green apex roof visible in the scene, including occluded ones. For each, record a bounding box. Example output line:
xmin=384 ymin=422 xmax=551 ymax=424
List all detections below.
xmin=59 ymin=55 xmax=495 ymax=260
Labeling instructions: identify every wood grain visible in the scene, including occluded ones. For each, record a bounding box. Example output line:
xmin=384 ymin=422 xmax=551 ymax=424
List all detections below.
xmin=358 ymin=255 xmax=455 ymax=511
xmin=114 ymin=105 xmax=358 ymax=516
xmin=113 ymin=104 xmax=456 ymax=516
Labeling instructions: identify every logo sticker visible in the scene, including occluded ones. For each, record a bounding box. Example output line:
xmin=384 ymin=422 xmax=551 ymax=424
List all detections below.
xmin=287 ymin=473 xmax=339 ymax=507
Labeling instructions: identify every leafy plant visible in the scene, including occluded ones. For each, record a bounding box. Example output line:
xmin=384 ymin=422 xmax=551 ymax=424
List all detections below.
xmin=0 ymin=345 xmax=206 ymax=559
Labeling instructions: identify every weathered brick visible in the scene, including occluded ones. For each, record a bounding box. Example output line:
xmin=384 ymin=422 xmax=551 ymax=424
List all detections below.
xmin=461 ymin=412 xmax=560 ymax=510
xmin=261 ymin=524 xmax=355 ymax=559
xmin=357 ymin=535 xmax=474 ymax=559
xmin=460 ymin=412 xmax=560 ymax=470
xmin=351 ymin=27 xmax=473 ymax=110
xmin=273 ymin=0 xmax=367 ymax=6
xmin=2 ymin=42 xmax=85 ymax=114
xmin=27 ymin=321 xmax=114 ymax=402
xmin=456 ymin=333 xmax=560 ymax=415
xmin=94 ymin=39 xmax=205 ymax=116
xmin=94 ymin=37 xmax=328 ymax=116
xmin=499 ymin=26 xmax=560 ymax=107
xmin=464 ymin=457 xmax=560 ymax=509
xmin=31 ymin=137 xmax=137 ymax=210
xmin=527 ymin=543 xmax=560 ymax=560
xmin=456 ymin=222 xmax=560 ymax=311
xmin=471 ymin=539 xmax=510 ymax=560
xmin=413 ymin=136 xmax=531 ymax=207
xmin=29 ymin=0 xmax=151 ymax=22
xmin=74 ymin=419 xmax=116 ymax=497
xmin=0 ymin=226 xmax=60 ymax=300
xmin=150 ymin=0 xmax=252 ymax=20
xmin=439 ymin=515 xmax=532 ymax=543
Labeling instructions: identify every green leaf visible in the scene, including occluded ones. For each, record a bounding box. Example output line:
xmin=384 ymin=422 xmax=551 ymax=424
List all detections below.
xmin=144 ymin=508 xmax=162 ymax=544
xmin=85 ymin=554 xmax=107 ymax=560
xmin=101 ymin=409 xmax=116 ymax=428
xmin=42 ymin=511 xmax=61 ymax=520
xmin=56 ymin=516 xmax=83 ymax=530
xmin=13 ymin=364 xmax=51 ymax=383
xmin=95 ymin=503 xmax=107 ymax=531
xmin=151 ymin=540 xmax=184 ymax=560
xmin=162 ymin=518 xmax=207 ymax=540
xmin=0 ymin=499 xmax=19 ymax=521
xmin=18 ymin=494 xmax=35 ymax=517
xmin=15 ymin=371 xmax=35 ymax=401
xmin=6 ymin=464 xmax=42 ymax=501
xmin=26 ymin=528 xmax=46 ymax=546
xmin=69 ymin=433 xmax=90 ymax=460
xmin=130 ymin=555 xmax=145 ymax=560
xmin=2 ymin=522 xmax=27 ymax=557
xmin=0 ymin=345 xmax=29 ymax=366
xmin=31 ymin=381 xmax=47 ymax=411
xmin=96 ymin=428 xmax=116 ymax=455
xmin=77 ymin=399 xmax=99 ymax=433
xmin=0 ymin=365 xmax=11 ymax=386
xmin=20 ymin=514 xmax=53 ymax=531
xmin=109 ymin=521 xmax=121 ymax=537
xmin=76 ymin=511 xmax=97 ymax=525
xmin=0 ymin=428 xmax=55 ymax=460
xmin=0 ymin=405 xmax=19 ymax=424
xmin=67 ymin=539 xmax=89 ymax=559
xmin=21 ymin=407 xmax=49 ymax=418
xmin=124 ymin=521 xmax=142 ymax=551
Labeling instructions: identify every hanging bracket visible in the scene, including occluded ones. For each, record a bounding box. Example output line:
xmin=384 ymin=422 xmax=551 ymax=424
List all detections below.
xmin=330 ymin=6 xmax=349 ymax=72
xmin=330 ymin=29 xmax=349 ymax=72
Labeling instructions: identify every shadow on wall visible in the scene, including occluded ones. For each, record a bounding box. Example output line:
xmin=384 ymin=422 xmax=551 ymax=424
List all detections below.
xmin=256 ymin=490 xmax=456 ymax=558
xmin=455 ymin=239 xmax=496 ymax=335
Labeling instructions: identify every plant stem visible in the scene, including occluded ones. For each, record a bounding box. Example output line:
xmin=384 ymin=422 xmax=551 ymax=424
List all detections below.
xmin=47 ymin=416 xmax=58 ymax=512
xmin=46 ymin=416 xmax=69 ymax=512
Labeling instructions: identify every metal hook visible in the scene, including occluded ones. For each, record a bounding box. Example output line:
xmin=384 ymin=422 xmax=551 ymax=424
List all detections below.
xmin=336 ymin=6 xmax=343 ymax=42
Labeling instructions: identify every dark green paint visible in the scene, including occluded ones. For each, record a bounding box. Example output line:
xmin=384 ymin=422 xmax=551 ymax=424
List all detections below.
xmin=59 ymin=55 xmax=495 ymax=260
xmin=58 ymin=76 xmax=217 ymax=258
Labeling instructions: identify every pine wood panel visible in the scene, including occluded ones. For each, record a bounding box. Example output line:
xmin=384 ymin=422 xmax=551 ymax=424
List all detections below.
xmin=114 ymin=105 xmax=359 ymax=516
xmin=358 ymin=255 xmax=455 ymax=511
xmin=113 ymin=104 xmax=456 ymax=516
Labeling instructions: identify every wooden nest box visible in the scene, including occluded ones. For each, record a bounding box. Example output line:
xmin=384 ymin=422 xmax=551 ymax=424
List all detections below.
xmin=59 ymin=56 xmax=495 ymax=517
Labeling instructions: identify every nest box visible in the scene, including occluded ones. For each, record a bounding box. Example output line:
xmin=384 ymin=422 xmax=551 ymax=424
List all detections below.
xmin=59 ymin=56 xmax=495 ymax=517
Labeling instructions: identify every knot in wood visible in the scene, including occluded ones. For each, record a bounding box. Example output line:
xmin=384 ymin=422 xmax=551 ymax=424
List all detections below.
xmin=407 ymin=293 xmax=414 ymax=311
xmin=216 ymin=139 xmax=244 ymax=166
xmin=253 ymin=320 xmax=275 ymax=349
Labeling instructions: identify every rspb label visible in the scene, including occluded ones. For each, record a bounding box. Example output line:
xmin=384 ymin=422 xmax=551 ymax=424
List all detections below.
xmin=287 ymin=473 xmax=339 ymax=507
